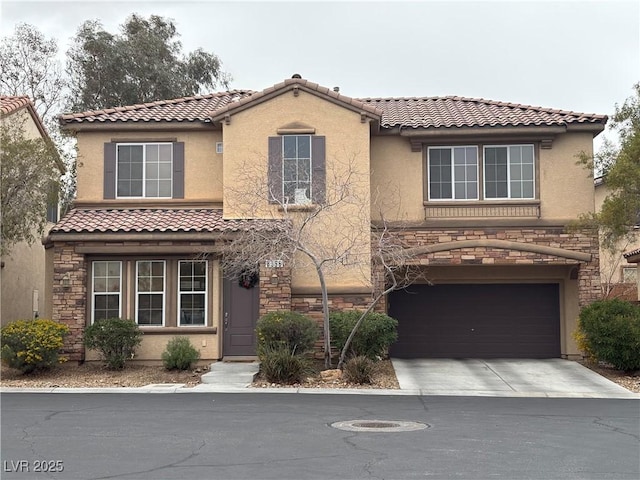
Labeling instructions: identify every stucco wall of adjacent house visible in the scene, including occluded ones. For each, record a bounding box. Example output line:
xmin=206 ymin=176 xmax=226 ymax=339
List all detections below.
xmin=595 ymin=182 xmax=640 ymax=300
xmin=370 ymin=131 xmax=596 ymax=223
xmin=75 ymin=129 xmax=223 ymax=203
xmin=1 ymin=108 xmax=50 ymax=324
xmin=221 ymin=90 xmax=373 ymax=290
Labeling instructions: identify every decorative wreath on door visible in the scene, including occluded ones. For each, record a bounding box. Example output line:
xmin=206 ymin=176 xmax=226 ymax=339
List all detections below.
xmin=239 ymin=271 xmax=259 ymax=289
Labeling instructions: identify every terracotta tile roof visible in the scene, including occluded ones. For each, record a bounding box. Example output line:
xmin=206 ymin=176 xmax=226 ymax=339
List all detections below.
xmin=58 ymin=78 xmax=606 ymax=130
xmin=624 ymin=247 xmax=640 ymax=259
xmin=1 ymin=96 xmax=33 ymax=115
xmin=59 ymin=91 xmax=255 ymax=125
xmin=210 ymin=77 xmax=383 ymax=122
xmin=359 ymin=96 xmax=607 ymax=129
xmin=50 ymin=209 xmax=284 ymax=234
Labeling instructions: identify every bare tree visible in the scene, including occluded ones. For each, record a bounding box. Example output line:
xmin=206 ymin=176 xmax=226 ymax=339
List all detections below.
xmin=222 ymin=152 xmax=427 ymax=369
xmin=222 ymin=152 xmax=374 ymax=367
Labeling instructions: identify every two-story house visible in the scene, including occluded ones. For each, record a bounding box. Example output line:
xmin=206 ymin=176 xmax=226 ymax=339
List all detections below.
xmin=1 ymin=96 xmax=64 ymax=324
xmin=49 ymin=75 xmax=606 ymax=363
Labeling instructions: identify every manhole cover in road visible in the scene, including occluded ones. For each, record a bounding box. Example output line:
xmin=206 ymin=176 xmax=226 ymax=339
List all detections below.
xmin=331 ymin=420 xmax=429 ymax=432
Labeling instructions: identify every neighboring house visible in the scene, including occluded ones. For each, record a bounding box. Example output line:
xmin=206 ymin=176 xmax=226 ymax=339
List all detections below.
xmin=594 ymin=177 xmax=640 ymax=301
xmin=622 ymin=247 xmax=640 ymax=301
xmin=1 ymin=96 xmax=64 ymax=324
xmin=50 ymin=75 xmax=607 ymax=363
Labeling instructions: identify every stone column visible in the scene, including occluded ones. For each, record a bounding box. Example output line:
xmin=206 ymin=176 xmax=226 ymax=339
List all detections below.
xmin=259 ymin=262 xmax=292 ymax=316
xmin=52 ymin=243 xmax=87 ymax=361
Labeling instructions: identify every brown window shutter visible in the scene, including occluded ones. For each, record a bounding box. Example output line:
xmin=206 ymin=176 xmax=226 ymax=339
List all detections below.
xmin=173 ymin=142 xmax=185 ymax=199
xmin=268 ymin=136 xmax=283 ymax=203
xmin=104 ymin=142 xmax=116 ymax=199
xmin=311 ymin=136 xmax=326 ymax=204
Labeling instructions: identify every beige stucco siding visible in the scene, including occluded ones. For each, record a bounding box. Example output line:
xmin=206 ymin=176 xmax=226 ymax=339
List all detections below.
xmin=221 ymin=91 xmax=372 ymax=290
xmin=370 ymin=131 xmax=596 ymax=223
xmin=538 ymin=132 xmax=595 ymax=220
xmin=370 ymin=136 xmax=424 ymax=221
xmin=75 ymin=130 xmax=223 ymax=202
xmin=1 ymin=109 xmax=52 ymax=324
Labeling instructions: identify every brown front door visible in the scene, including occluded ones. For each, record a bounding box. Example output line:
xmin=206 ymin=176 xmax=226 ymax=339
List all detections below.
xmin=223 ymin=277 xmax=260 ymax=357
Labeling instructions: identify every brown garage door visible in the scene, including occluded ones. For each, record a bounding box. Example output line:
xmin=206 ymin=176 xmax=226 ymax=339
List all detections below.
xmin=388 ymin=283 xmax=560 ymax=358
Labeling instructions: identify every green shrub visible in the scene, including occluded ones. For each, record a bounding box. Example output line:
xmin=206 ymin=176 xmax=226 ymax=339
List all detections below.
xmin=162 ymin=337 xmax=200 ymax=370
xmin=330 ymin=311 xmax=398 ymax=360
xmin=83 ymin=318 xmax=142 ymax=370
xmin=256 ymin=311 xmax=319 ymax=355
xmin=343 ymin=355 xmax=375 ymax=384
xmin=578 ymin=299 xmax=640 ymax=371
xmin=259 ymin=345 xmax=312 ymax=384
xmin=0 ymin=319 xmax=69 ymax=374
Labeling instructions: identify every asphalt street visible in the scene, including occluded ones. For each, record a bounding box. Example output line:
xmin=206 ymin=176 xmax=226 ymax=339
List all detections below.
xmin=1 ymin=393 xmax=638 ymax=480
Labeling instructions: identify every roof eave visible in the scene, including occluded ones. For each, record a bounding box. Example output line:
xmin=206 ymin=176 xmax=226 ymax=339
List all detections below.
xmin=210 ymin=80 xmax=382 ymax=125
xmin=60 ymin=120 xmax=218 ymax=133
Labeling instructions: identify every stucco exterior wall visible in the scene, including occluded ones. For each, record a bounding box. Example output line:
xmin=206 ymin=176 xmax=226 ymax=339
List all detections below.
xmin=221 ymin=90 xmax=372 ymax=290
xmin=370 ymin=131 xmax=596 ymax=223
xmin=539 ymin=132 xmax=595 ymax=220
xmin=1 ymin=108 xmax=52 ymax=324
xmin=75 ymin=129 xmax=223 ymax=203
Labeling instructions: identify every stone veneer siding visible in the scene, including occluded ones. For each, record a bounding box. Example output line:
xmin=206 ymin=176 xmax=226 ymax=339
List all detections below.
xmin=394 ymin=227 xmax=601 ymax=306
xmin=51 ymin=243 xmax=87 ymax=361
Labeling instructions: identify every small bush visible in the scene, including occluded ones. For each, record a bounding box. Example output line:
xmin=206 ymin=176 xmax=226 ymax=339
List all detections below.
xmin=162 ymin=337 xmax=200 ymax=370
xmin=578 ymin=299 xmax=640 ymax=371
xmin=256 ymin=311 xmax=319 ymax=355
xmin=1 ymin=319 xmax=69 ymax=373
xmin=259 ymin=345 xmax=312 ymax=384
xmin=343 ymin=355 xmax=375 ymax=384
xmin=83 ymin=318 xmax=142 ymax=370
xmin=330 ymin=311 xmax=398 ymax=360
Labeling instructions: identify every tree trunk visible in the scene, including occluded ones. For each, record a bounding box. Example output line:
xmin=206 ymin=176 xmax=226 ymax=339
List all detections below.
xmin=316 ymin=265 xmax=332 ymax=369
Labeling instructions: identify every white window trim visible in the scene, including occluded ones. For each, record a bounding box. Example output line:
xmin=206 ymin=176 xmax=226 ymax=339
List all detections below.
xmin=135 ymin=260 xmax=166 ymax=327
xmin=282 ymin=135 xmax=313 ymax=205
xmin=91 ymin=261 xmax=122 ymax=324
xmin=483 ymin=144 xmax=536 ymax=200
xmin=177 ymin=260 xmax=208 ymax=327
xmin=427 ymin=146 xmax=479 ymax=201
xmin=115 ymin=142 xmax=173 ymax=199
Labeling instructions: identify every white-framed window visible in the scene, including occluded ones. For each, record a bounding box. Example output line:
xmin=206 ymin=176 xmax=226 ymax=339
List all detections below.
xmin=116 ymin=143 xmax=173 ymax=198
xmin=92 ymin=261 xmax=122 ymax=322
xmin=136 ymin=260 xmax=165 ymax=326
xmin=484 ymin=145 xmax=535 ymax=199
xmin=283 ymin=135 xmax=312 ymax=204
xmin=428 ymin=146 xmax=479 ymax=200
xmin=622 ymin=265 xmax=637 ymax=283
xmin=178 ymin=260 xmax=207 ymax=326
xmin=216 ymin=142 xmax=223 ymax=154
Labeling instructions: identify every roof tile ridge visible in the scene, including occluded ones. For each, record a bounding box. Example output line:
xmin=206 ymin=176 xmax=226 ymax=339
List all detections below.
xmin=447 ymin=96 xmax=606 ymax=118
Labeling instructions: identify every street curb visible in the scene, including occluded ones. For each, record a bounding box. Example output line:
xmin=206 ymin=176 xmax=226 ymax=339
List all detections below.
xmin=1 ymin=386 xmax=638 ymax=398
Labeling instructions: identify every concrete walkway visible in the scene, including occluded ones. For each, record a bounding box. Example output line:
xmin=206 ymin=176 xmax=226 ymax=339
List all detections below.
xmin=391 ymin=358 xmax=639 ymax=398
xmin=1 ymin=359 xmax=638 ymax=398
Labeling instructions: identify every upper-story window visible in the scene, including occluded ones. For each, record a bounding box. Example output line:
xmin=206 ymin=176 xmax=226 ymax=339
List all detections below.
xmin=103 ymin=141 xmax=184 ymax=200
xmin=117 ymin=143 xmax=172 ymax=198
xmin=426 ymin=144 xmax=535 ymax=201
xmin=484 ymin=145 xmax=535 ymax=199
xmin=268 ymin=134 xmax=325 ymax=205
xmin=283 ymin=135 xmax=312 ymax=204
xmin=428 ymin=146 xmax=478 ymax=200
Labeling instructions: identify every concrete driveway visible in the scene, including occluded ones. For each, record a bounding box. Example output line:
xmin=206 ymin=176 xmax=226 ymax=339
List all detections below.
xmin=391 ymin=358 xmax=639 ymax=398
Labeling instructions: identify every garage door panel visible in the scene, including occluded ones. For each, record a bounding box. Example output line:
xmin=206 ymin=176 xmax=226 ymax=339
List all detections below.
xmin=389 ymin=283 xmax=560 ymax=358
